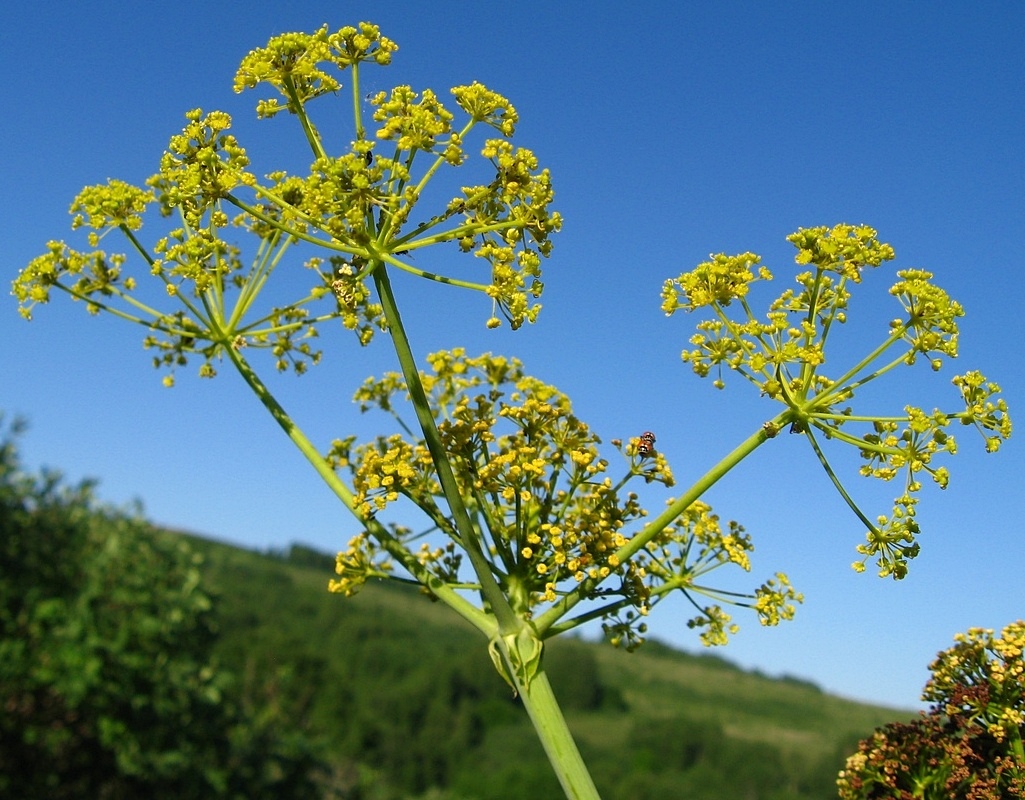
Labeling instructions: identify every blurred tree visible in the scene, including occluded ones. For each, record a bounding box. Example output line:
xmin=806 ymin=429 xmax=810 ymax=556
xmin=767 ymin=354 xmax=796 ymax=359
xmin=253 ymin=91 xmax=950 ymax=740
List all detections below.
xmin=545 ymin=642 xmax=624 ymax=712
xmin=0 ymin=418 xmax=325 ymax=799
xmin=628 ymin=716 xmax=725 ymax=773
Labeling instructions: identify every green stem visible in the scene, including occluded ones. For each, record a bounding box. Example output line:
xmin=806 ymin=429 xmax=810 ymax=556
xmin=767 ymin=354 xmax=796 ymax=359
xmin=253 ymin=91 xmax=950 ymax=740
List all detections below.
xmin=811 ymin=413 xmax=910 ymax=424
xmin=371 ymin=265 xmax=602 ymax=796
xmin=221 ymin=340 xmax=494 ymax=637
xmin=514 ymin=667 xmax=602 ymax=799
xmin=370 ymin=264 xmax=519 ymax=633
xmin=380 ymin=252 xmax=490 ymax=291
xmin=227 ymin=229 xmax=289 ymax=331
xmin=534 ymin=410 xmax=789 ymax=635
xmin=119 ymin=224 xmax=158 ymax=269
xmin=810 ymin=327 xmax=906 ymax=407
xmin=543 ymin=597 xmax=634 ymax=638
xmin=408 ymin=118 xmax=477 ymax=201
xmin=351 ymin=63 xmax=365 ymax=141
xmin=834 ymin=350 xmax=915 ymax=398
xmin=803 ymin=425 xmax=879 ymax=534
xmin=225 ymin=191 xmax=367 ymax=258
xmin=53 ymin=284 xmax=158 ymax=328
xmin=614 ymin=412 xmax=784 ymax=549
xmin=396 ymin=218 xmax=524 ymax=251
xmin=818 ymin=274 xmax=848 ymax=347
xmin=281 ymin=75 xmax=327 ymax=161
xmin=1009 ymin=727 xmax=1024 ymax=769
xmin=798 ymin=268 xmax=829 ymax=390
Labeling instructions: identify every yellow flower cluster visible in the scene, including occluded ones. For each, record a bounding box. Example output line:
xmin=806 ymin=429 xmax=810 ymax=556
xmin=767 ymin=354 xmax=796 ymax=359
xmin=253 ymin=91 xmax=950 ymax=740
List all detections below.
xmin=752 ymin=574 xmax=802 ymax=627
xmin=70 ymin=179 xmax=153 ymax=233
xmin=149 ymin=109 xmax=255 ymax=227
xmin=452 ymin=82 xmax=518 ymax=135
xmin=840 ymin=622 xmax=1024 ymax=797
xmin=340 ymin=350 xmax=800 ymax=650
xmin=923 ymin=621 xmax=1025 ymax=744
xmin=661 ymin=251 xmax=770 ymax=312
xmin=787 ymin=223 xmax=895 ymax=280
xmin=954 ymin=370 xmax=1013 ymax=451
xmin=373 ymin=86 xmax=456 ymax=155
xmin=14 ymin=23 xmax=564 ymax=392
xmin=889 ymin=268 xmax=964 ymax=365
xmin=13 ymin=242 xmax=128 ymax=320
xmin=352 ymin=434 xmax=436 ymax=517
xmin=626 ymin=500 xmax=801 ymax=646
xmin=687 ymin=606 xmax=739 ymax=647
xmin=329 ymin=533 xmax=394 ymax=597
xmin=234 ymin=23 xmax=397 ymax=118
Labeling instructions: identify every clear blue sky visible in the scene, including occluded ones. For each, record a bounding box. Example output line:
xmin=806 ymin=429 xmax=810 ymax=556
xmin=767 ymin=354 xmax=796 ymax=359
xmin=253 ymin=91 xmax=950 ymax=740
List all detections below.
xmin=3 ymin=2 xmax=1023 ymax=710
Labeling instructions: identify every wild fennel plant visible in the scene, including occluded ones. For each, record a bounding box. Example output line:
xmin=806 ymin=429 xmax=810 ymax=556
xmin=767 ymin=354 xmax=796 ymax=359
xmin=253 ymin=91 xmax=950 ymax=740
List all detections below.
xmin=13 ymin=22 xmax=1010 ymax=798
xmin=838 ymin=621 xmax=1025 ymax=798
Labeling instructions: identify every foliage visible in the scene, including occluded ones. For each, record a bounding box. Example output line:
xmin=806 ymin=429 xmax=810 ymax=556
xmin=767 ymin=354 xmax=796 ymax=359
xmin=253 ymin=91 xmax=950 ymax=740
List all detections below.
xmin=0 ymin=419 xmax=326 ymax=799
xmin=838 ymin=621 xmax=1025 ymax=798
xmin=11 ymin=19 xmax=1012 ymax=799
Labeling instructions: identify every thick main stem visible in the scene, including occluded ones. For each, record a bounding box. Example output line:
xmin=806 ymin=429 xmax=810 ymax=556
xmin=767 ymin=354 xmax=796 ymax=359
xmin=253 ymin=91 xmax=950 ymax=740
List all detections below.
xmin=515 ymin=667 xmax=602 ymax=799
xmin=371 ymin=265 xmax=599 ymax=798
xmin=371 ymin=264 xmax=518 ymax=633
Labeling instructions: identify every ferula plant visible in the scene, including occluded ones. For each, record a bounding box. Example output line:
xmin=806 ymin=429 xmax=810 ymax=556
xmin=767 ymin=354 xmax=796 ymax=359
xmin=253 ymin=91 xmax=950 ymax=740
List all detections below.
xmin=838 ymin=621 xmax=1024 ymax=798
xmin=12 ymin=22 xmax=1011 ymax=798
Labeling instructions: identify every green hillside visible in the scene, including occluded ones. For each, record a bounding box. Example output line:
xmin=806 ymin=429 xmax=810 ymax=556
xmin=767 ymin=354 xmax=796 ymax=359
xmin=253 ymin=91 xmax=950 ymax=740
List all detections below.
xmin=183 ymin=531 xmax=909 ymax=799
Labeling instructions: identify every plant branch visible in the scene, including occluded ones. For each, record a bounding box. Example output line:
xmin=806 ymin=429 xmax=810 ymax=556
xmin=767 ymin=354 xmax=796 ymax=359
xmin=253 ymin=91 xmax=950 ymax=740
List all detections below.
xmin=534 ymin=410 xmax=791 ymax=635
xmin=221 ymin=340 xmax=495 ymax=637
xmin=803 ymin=424 xmax=879 ymax=534
xmin=281 ymin=75 xmax=327 ymax=161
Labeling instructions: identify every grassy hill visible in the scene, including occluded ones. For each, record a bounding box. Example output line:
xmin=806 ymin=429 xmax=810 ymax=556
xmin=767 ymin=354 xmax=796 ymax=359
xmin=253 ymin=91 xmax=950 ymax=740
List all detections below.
xmin=177 ymin=530 xmax=907 ymax=799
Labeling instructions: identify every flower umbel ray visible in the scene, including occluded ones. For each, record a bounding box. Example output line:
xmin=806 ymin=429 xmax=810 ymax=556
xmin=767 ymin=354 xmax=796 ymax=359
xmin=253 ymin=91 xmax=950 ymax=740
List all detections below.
xmin=663 ymin=224 xmax=1011 ymax=579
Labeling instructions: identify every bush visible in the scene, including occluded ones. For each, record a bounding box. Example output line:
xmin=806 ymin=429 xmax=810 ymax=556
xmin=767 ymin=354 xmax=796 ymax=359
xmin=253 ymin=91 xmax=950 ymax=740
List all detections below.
xmin=0 ymin=419 xmax=325 ymax=798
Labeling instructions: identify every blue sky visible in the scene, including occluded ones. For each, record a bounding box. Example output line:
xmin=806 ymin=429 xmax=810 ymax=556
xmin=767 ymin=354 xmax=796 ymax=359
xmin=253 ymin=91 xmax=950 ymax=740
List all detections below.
xmin=3 ymin=2 xmax=1023 ymax=710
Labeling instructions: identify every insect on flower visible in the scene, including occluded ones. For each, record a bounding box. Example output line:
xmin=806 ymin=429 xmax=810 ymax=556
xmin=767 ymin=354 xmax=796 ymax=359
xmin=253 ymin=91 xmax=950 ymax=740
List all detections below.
xmin=637 ymin=431 xmax=656 ymax=458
